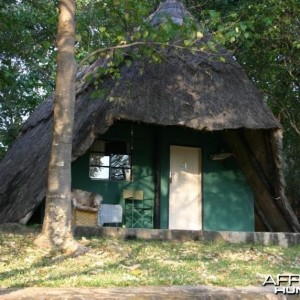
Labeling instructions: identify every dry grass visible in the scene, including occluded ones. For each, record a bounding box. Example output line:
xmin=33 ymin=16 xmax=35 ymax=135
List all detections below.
xmin=1 ymin=224 xmax=300 ymax=289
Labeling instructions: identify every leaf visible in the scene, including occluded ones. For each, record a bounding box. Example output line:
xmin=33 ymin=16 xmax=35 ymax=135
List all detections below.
xmin=41 ymin=41 xmax=50 ymax=49
xmin=196 ymin=31 xmax=203 ymax=39
xmin=91 ymin=89 xmax=106 ymax=100
xmin=218 ymin=56 xmax=226 ymax=63
xmin=209 ymin=10 xmax=220 ymax=19
xmin=134 ymin=32 xmax=141 ymax=40
xmin=84 ymin=73 xmax=93 ymax=83
xmin=117 ymin=35 xmax=126 ymax=42
xmin=99 ymin=27 xmax=106 ymax=33
xmin=292 ymin=41 xmax=300 ymax=49
xmin=151 ymin=54 xmax=160 ymax=63
xmin=263 ymin=17 xmax=273 ymax=26
xmin=143 ymin=31 xmax=149 ymax=38
xmin=75 ymin=34 xmax=82 ymax=42
xmin=244 ymin=32 xmax=250 ymax=39
xmin=150 ymin=32 xmax=157 ymax=39
xmin=240 ymin=23 xmax=247 ymax=32
xmin=184 ymin=40 xmax=191 ymax=46
xmin=125 ymin=60 xmax=132 ymax=67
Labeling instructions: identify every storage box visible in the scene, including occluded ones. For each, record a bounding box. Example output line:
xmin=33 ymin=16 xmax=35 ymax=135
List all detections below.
xmin=73 ymin=209 xmax=98 ymax=227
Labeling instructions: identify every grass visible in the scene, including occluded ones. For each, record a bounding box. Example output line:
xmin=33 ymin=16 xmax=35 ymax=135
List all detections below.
xmin=1 ymin=224 xmax=300 ymax=289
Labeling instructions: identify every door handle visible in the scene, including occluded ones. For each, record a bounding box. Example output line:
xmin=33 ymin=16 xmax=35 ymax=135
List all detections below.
xmin=169 ymin=171 xmax=173 ymax=184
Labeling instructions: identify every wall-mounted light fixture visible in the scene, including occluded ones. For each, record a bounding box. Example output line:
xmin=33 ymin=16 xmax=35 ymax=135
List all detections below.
xmin=210 ymin=152 xmax=235 ymax=161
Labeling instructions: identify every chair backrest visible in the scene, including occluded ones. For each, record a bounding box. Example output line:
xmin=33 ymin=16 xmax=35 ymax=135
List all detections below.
xmin=123 ymin=189 xmax=144 ymax=200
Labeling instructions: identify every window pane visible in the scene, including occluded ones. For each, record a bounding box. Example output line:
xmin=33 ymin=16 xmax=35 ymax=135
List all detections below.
xmin=90 ymin=154 xmax=109 ymax=166
xmin=89 ymin=166 xmax=109 ymax=179
xmin=111 ymin=168 xmax=131 ymax=181
xmin=110 ymin=155 xmax=130 ymax=168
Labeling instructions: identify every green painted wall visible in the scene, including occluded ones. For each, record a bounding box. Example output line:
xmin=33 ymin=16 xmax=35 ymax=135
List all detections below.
xmin=202 ymin=138 xmax=254 ymax=232
xmin=158 ymin=126 xmax=253 ymax=231
xmin=72 ymin=121 xmax=254 ymax=231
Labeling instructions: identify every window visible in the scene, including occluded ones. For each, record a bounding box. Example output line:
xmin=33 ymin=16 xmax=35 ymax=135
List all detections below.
xmin=89 ymin=140 xmax=132 ymax=181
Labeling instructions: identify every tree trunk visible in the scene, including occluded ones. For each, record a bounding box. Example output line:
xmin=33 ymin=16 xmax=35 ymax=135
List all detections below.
xmin=35 ymin=0 xmax=86 ymax=254
xmin=223 ymin=130 xmax=297 ymax=232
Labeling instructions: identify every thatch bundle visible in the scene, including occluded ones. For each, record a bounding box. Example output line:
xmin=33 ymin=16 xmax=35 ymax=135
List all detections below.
xmin=0 ymin=0 xmax=299 ymax=231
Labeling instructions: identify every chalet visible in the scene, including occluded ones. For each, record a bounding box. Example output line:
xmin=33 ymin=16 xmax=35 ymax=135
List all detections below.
xmin=0 ymin=0 xmax=299 ymax=233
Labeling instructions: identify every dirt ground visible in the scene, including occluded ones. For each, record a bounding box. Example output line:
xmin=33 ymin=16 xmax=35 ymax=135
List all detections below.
xmin=0 ymin=285 xmax=291 ymax=300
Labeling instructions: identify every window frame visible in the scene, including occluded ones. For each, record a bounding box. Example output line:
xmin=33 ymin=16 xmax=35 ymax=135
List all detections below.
xmin=89 ymin=139 xmax=132 ymax=181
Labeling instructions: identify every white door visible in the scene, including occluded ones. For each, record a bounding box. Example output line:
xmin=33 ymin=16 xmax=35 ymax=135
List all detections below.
xmin=169 ymin=145 xmax=202 ymax=230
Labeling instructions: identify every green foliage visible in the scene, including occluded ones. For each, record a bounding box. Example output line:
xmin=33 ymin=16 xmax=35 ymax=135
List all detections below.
xmin=75 ymin=0 xmax=207 ymax=100
xmin=75 ymin=0 xmax=159 ymax=58
xmin=221 ymin=0 xmax=300 ymax=208
xmin=0 ymin=0 xmax=58 ymax=156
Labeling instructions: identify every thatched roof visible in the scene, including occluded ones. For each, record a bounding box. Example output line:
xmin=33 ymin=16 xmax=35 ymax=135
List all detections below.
xmin=1 ymin=0 xmax=298 ymax=231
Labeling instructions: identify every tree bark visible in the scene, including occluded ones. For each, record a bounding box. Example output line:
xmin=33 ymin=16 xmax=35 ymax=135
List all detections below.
xmin=35 ymin=0 xmax=86 ymax=254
